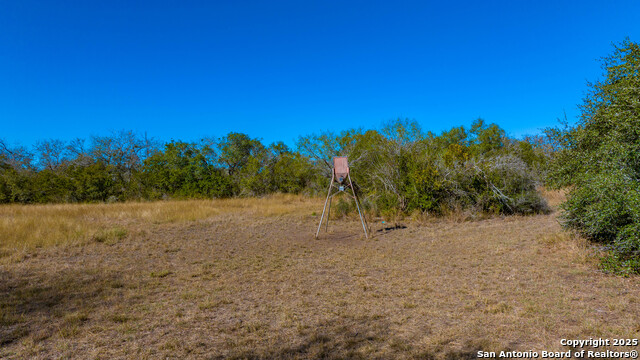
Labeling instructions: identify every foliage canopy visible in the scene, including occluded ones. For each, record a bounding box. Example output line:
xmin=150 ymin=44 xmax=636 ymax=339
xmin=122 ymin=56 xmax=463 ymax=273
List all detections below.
xmin=547 ymin=38 xmax=640 ymax=274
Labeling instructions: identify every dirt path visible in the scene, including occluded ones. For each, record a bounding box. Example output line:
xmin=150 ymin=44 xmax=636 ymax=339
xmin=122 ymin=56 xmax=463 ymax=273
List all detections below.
xmin=1 ymin=210 xmax=639 ymax=359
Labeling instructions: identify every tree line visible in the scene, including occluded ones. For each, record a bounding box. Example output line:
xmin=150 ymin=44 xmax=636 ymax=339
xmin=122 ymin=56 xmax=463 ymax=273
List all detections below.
xmin=0 ymin=119 xmax=551 ymax=217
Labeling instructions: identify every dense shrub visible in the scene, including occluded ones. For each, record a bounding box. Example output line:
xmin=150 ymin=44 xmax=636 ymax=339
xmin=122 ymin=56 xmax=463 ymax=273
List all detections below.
xmin=299 ymin=118 xmax=549 ymax=217
xmin=547 ymin=39 xmax=640 ymax=273
xmin=142 ymin=141 xmax=233 ymax=199
xmin=65 ymin=162 xmax=116 ymax=202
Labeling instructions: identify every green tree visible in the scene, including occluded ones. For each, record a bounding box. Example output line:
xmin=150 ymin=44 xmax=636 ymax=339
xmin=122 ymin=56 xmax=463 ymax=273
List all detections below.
xmin=468 ymin=118 xmax=505 ymax=156
xmin=547 ymin=39 xmax=640 ymax=273
xmin=65 ymin=162 xmax=115 ymax=202
xmin=217 ymin=133 xmax=265 ymax=177
xmin=143 ymin=141 xmax=232 ymax=198
xmin=262 ymin=142 xmax=314 ymax=194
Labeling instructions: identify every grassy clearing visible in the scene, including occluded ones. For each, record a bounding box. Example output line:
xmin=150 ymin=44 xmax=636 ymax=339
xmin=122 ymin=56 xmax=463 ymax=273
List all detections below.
xmin=0 ymin=194 xmax=316 ymax=253
xmin=1 ymin=191 xmax=639 ymax=359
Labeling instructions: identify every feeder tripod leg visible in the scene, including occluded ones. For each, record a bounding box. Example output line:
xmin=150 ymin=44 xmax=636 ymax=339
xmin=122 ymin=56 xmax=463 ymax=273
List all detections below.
xmin=316 ymin=173 xmax=334 ymax=239
xmin=326 ymin=196 xmax=332 ymax=232
xmin=348 ymin=174 xmax=368 ymax=239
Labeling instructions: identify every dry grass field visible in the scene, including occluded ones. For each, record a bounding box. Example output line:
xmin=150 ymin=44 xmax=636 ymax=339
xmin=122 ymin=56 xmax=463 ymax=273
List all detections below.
xmin=1 ymin=191 xmax=639 ymax=359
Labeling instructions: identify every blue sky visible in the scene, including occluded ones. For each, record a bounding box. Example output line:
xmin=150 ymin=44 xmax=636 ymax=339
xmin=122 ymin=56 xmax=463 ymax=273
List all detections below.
xmin=1 ymin=1 xmax=639 ymax=148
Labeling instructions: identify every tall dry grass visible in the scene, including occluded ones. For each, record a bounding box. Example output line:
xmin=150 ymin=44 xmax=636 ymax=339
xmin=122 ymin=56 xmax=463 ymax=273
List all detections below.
xmin=0 ymin=189 xmax=566 ymax=254
xmin=0 ymin=194 xmax=318 ymax=252
xmin=537 ymin=187 xmax=566 ymax=208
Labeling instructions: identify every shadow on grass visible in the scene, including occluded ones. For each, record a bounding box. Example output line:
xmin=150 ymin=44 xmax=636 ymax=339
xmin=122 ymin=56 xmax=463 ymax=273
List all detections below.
xmin=376 ymin=224 xmax=408 ymax=233
xmin=0 ymin=267 xmax=124 ymax=347
xmin=217 ymin=316 xmax=484 ymax=360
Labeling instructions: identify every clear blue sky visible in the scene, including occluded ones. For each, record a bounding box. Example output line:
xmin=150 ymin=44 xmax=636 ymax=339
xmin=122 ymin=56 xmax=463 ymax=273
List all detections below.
xmin=1 ymin=1 xmax=639 ymax=148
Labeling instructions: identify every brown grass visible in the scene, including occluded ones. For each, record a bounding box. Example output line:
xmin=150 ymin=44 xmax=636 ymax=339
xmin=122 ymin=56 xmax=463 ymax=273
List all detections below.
xmin=1 ymin=191 xmax=639 ymax=359
xmin=538 ymin=187 xmax=566 ymax=208
xmin=0 ymin=194 xmax=316 ymax=253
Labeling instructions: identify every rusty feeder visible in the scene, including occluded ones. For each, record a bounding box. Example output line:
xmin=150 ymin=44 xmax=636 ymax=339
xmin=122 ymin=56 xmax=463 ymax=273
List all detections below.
xmin=315 ymin=156 xmax=368 ymax=239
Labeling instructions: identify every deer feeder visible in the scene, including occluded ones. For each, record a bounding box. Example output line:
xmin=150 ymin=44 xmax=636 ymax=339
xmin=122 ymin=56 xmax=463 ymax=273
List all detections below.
xmin=315 ymin=156 xmax=368 ymax=239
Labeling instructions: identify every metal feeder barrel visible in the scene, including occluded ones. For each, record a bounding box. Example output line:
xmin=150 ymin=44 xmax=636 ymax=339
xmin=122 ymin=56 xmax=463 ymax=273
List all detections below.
xmin=333 ymin=156 xmax=349 ymax=183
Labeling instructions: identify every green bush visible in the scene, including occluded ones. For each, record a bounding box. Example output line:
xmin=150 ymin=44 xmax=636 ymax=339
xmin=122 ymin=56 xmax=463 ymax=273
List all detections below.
xmin=142 ymin=141 xmax=233 ymax=199
xmin=547 ymin=39 xmax=640 ymax=273
xmin=303 ymin=118 xmax=549 ymax=218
